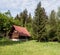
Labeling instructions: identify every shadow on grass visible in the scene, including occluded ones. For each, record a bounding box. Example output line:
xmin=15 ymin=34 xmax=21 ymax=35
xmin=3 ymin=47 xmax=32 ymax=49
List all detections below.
xmin=36 ymin=40 xmax=59 ymax=43
xmin=0 ymin=38 xmax=26 ymax=46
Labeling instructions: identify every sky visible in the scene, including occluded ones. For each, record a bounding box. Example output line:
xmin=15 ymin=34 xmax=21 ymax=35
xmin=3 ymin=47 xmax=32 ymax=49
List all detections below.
xmin=0 ymin=0 xmax=60 ymax=17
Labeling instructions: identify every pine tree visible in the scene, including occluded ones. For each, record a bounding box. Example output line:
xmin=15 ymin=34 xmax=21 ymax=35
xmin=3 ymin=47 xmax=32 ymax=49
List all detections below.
xmin=26 ymin=13 xmax=33 ymax=38
xmin=56 ymin=8 xmax=60 ymax=42
xmin=49 ymin=10 xmax=57 ymax=41
xmin=22 ymin=9 xmax=28 ymax=27
xmin=49 ymin=10 xmax=56 ymax=26
xmin=27 ymin=13 xmax=32 ymax=23
xmin=15 ymin=14 xmax=20 ymax=20
xmin=15 ymin=9 xmax=28 ymax=27
xmin=57 ymin=7 xmax=60 ymax=18
xmin=33 ymin=2 xmax=48 ymax=41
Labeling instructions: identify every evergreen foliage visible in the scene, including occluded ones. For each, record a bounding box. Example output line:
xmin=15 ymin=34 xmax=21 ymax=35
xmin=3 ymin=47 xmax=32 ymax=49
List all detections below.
xmin=0 ymin=2 xmax=60 ymax=42
xmin=33 ymin=2 xmax=48 ymax=41
xmin=48 ymin=10 xmax=57 ymax=41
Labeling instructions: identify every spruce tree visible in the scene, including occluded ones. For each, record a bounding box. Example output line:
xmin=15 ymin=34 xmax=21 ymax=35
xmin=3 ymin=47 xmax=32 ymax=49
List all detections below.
xmin=49 ymin=10 xmax=56 ymax=26
xmin=22 ymin=9 xmax=28 ymax=27
xmin=49 ymin=10 xmax=57 ymax=41
xmin=57 ymin=7 xmax=60 ymax=18
xmin=26 ymin=13 xmax=33 ymax=38
xmin=27 ymin=13 xmax=32 ymax=23
xmin=56 ymin=8 xmax=60 ymax=41
xmin=15 ymin=9 xmax=28 ymax=27
xmin=33 ymin=2 xmax=48 ymax=41
xmin=15 ymin=14 xmax=20 ymax=20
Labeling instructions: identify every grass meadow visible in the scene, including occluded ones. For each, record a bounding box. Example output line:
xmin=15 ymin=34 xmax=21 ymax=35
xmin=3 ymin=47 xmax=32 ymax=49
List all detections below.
xmin=0 ymin=38 xmax=60 ymax=55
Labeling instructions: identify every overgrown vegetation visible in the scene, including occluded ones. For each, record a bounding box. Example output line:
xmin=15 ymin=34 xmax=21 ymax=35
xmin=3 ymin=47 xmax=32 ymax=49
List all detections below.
xmin=0 ymin=2 xmax=60 ymax=42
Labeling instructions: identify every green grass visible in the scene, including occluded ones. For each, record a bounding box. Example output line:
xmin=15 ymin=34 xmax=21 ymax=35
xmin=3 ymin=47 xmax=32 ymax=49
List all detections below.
xmin=0 ymin=39 xmax=60 ymax=55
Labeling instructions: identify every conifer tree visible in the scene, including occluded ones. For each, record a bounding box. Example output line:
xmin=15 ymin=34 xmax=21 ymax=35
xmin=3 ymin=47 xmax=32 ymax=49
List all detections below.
xmin=15 ymin=14 xmax=20 ymax=20
xmin=27 ymin=13 xmax=32 ymax=23
xmin=49 ymin=10 xmax=56 ymax=26
xmin=15 ymin=9 xmax=28 ymax=27
xmin=56 ymin=8 xmax=60 ymax=41
xmin=26 ymin=13 xmax=33 ymax=37
xmin=33 ymin=2 xmax=48 ymax=41
xmin=22 ymin=9 xmax=28 ymax=27
xmin=49 ymin=10 xmax=57 ymax=41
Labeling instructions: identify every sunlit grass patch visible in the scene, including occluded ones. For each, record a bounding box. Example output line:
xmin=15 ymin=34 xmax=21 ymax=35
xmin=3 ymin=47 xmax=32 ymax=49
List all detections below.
xmin=0 ymin=40 xmax=60 ymax=55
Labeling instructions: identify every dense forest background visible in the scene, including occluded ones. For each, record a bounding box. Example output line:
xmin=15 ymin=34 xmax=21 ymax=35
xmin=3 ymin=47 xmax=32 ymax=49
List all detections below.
xmin=0 ymin=2 xmax=60 ymax=42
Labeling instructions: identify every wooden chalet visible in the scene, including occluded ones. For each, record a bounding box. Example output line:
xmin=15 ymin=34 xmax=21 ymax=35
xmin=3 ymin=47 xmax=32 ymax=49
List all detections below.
xmin=9 ymin=25 xmax=31 ymax=41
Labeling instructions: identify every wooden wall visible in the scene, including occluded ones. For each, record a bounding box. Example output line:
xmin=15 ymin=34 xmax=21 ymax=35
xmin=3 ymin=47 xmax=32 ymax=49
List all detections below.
xmin=11 ymin=30 xmax=19 ymax=39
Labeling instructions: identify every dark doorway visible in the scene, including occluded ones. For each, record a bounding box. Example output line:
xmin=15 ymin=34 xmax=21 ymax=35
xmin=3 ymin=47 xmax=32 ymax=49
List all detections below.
xmin=19 ymin=36 xmax=27 ymax=39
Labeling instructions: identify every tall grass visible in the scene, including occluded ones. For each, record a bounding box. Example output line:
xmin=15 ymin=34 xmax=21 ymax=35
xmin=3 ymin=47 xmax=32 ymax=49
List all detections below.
xmin=0 ymin=39 xmax=60 ymax=55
